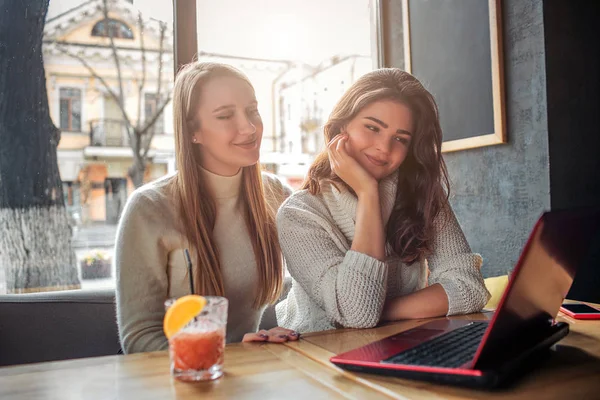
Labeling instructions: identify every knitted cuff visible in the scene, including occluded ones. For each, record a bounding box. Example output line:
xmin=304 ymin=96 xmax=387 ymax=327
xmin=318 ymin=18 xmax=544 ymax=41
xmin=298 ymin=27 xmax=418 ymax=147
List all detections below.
xmin=343 ymin=250 xmax=388 ymax=281
xmin=438 ymin=278 xmax=465 ymax=316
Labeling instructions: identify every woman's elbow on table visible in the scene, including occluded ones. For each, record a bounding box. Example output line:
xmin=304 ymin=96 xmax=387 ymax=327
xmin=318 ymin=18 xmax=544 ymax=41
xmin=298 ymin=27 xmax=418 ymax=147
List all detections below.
xmin=331 ymin=301 xmax=384 ymax=329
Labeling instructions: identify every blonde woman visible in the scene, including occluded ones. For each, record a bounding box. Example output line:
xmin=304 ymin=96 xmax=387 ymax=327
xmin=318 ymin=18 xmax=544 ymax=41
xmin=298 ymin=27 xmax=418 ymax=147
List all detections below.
xmin=116 ymin=62 xmax=297 ymax=353
xmin=276 ymin=69 xmax=490 ymax=333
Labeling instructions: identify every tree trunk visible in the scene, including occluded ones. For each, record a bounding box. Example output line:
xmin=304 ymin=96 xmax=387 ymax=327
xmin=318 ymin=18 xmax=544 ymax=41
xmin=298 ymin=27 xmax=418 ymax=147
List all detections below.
xmin=128 ymin=133 xmax=146 ymax=188
xmin=0 ymin=0 xmax=80 ymax=293
xmin=128 ymin=158 xmax=146 ymax=189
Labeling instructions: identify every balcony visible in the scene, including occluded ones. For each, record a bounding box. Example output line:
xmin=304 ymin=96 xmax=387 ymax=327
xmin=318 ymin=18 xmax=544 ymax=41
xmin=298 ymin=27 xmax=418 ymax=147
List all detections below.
xmin=89 ymin=119 xmax=129 ymax=147
xmin=84 ymin=118 xmax=174 ymax=161
xmin=89 ymin=119 xmax=154 ymax=149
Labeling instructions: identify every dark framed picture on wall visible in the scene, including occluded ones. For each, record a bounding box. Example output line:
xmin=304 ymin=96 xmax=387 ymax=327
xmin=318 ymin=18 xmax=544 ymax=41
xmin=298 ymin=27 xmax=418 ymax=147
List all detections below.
xmin=402 ymin=0 xmax=506 ymax=152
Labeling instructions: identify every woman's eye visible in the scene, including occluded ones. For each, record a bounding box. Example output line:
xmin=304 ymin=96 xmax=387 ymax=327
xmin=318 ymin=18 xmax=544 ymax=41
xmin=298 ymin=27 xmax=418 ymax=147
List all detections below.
xmin=395 ymin=136 xmax=409 ymax=145
xmin=366 ymin=124 xmax=379 ymax=133
xmin=248 ymin=108 xmax=260 ymax=117
xmin=216 ymin=114 xmax=233 ymax=120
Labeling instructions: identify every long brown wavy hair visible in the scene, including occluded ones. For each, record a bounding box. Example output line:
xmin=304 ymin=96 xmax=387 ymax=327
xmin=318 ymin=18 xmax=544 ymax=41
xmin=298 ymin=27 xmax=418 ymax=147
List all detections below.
xmin=303 ymin=68 xmax=450 ymax=264
xmin=170 ymin=62 xmax=282 ymax=307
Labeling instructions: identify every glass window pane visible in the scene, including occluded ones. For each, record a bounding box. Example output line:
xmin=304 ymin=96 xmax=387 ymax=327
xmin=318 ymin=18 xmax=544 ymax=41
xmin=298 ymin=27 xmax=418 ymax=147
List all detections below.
xmin=59 ymin=98 xmax=70 ymax=130
xmin=59 ymin=88 xmax=81 ymax=132
xmin=71 ymin=110 xmax=81 ymax=132
xmin=196 ymin=0 xmax=376 ymax=189
xmin=71 ymin=93 xmax=81 ymax=132
xmin=91 ymin=20 xmax=106 ymax=36
xmin=0 ymin=1 xmax=174 ymax=294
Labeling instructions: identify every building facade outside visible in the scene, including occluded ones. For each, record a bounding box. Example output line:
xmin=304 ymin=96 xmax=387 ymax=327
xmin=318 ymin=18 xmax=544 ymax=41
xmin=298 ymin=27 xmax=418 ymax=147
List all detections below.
xmin=276 ymin=55 xmax=373 ymax=186
xmin=44 ymin=0 xmax=175 ymax=226
xmin=31 ymin=0 xmax=374 ymax=290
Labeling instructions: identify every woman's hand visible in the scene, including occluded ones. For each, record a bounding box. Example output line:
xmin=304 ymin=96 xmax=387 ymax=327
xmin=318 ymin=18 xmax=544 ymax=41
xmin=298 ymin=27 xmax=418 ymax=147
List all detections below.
xmin=328 ymin=133 xmax=377 ymax=197
xmin=329 ymin=133 xmax=385 ymax=260
xmin=242 ymin=327 xmax=300 ymax=343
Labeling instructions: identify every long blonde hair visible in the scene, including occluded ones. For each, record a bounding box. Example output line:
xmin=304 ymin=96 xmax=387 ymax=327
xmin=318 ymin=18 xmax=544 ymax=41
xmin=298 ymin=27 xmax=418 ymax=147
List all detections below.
xmin=304 ymin=68 xmax=449 ymax=264
xmin=171 ymin=62 xmax=282 ymax=307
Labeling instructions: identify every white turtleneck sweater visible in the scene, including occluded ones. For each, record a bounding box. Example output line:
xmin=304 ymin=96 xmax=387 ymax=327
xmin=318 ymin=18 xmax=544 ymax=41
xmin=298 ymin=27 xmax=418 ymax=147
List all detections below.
xmin=115 ymin=168 xmax=290 ymax=354
xmin=275 ymin=173 xmax=490 ymax=333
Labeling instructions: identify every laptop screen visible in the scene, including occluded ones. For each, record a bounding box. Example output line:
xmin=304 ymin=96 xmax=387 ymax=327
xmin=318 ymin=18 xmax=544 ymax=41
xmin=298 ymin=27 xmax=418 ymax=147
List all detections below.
xmin=473 ymin=208 xmax=600 ymax=367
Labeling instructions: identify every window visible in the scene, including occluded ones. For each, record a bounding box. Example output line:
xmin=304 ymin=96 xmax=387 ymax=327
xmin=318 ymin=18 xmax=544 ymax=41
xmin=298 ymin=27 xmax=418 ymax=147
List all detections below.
xmin=59 ymin=88 xmax=82 ymax=132
xmin=62 ymin=181 xmax=80 ymax=207
xmin=0 ymin=1 xmax=175 ymax=294
xmin=91 ymin=18 xmax=134 ymax=39
xmin=194 ymin=0 xmax=375 ymax=181
xmin=144 ymin=93 xmax=164 ymax=135
xmin=2 ymin=0 xmax=377 ymax=294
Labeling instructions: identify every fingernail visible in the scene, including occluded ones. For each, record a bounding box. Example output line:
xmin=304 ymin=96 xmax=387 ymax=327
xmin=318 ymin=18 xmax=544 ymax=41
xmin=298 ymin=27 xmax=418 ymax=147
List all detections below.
xmin=278 ymin=334 xmax=288 ymax=339
xmin=289 ymin=331 xmax=299 ymax=337
xmin=259 ymin=333 xmax=269 ymax=339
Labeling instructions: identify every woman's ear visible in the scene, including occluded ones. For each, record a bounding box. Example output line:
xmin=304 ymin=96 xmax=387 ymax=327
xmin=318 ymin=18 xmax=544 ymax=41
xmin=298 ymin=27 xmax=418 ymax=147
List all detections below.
xmin=191 ymin=131 xmax=203 ymax=144
xmin=339 ymin=123 xmax=348 ymax=135
xmin=189 ymin=118 xmax=202 ymax=144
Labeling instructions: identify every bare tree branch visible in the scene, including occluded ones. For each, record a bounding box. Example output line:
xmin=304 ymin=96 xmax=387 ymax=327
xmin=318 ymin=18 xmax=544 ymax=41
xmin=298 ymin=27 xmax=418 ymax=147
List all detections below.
xmin=140 ymin=21 xmax=168 ymax=159
xmin=54 ymin=45 xmax=133 ymax=131
xmin=102 ymin=0 xmax=125 ymax=114
xmin=142 ymin=96 xmax=171 ymax=158
xmin=136 ymin=12 xmax=146 ymax=130
xmin=139 ymin=96 xmax=171 ymax=135
xmin=156 ymin=22 xmax=166 ymax=103
xmin=51 ymin=3 xmax=172 ymax=188
xmin=102 ymin=0 xmax=136 ymax=149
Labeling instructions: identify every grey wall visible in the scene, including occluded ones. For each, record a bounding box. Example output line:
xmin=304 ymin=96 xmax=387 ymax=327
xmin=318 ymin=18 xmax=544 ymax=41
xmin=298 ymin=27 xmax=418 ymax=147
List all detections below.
xmin=383 ymin=0 xmax=550 ymax=277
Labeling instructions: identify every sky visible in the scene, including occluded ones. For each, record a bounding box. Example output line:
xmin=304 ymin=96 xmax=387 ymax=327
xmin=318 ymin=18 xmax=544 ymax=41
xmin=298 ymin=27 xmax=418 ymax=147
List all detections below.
xmin=194 ymin=0 xmax=372 ymax=64
xmin=48 ymin=0 xmax=373 ymax=66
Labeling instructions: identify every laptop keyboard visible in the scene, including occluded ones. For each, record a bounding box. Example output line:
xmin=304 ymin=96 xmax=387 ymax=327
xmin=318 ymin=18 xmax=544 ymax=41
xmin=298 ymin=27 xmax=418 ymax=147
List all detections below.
xmin=382 ymin=322 xmax=488 ymax=368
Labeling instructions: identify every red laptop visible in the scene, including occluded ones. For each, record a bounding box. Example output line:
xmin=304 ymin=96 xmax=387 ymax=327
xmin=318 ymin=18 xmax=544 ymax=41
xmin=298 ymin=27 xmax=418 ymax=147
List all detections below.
xmin=330 ymin=208 xmax=600 ymax=388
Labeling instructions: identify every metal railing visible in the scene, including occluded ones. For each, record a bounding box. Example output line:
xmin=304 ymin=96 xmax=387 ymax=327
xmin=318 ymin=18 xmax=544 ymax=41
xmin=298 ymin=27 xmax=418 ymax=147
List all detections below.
xmin=89 ymin=119 xmax=130 ymax=147
xmin=89 ymin=119 xmax=163 ymax=150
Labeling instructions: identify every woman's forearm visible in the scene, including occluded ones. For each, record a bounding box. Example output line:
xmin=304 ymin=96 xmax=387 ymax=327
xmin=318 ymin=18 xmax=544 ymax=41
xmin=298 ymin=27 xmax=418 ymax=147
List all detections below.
xmin=381 ymin=283 xmax=450 ymax=321
xmin=350 ymin=191 xmax=386 ymax=261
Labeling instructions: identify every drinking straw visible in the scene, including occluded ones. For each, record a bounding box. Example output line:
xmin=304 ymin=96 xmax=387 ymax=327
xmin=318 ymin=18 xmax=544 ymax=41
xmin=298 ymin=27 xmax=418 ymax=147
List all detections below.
xmin=184 ymin=249 xmax=194 ymax=295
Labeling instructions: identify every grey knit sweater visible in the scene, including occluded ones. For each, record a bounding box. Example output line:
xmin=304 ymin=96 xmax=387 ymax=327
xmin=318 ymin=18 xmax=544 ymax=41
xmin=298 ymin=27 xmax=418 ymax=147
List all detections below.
xmin=275 ymin=172 xmax=490 ymax=333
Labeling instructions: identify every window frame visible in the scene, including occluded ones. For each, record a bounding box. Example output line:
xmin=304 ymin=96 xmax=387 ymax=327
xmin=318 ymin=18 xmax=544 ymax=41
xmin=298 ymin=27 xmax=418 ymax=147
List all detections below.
xmin=172 ymin=1 xmax=383 ymax=71
xmin=173 ymin=1 xmax=197 ymax=73
xmin=58 ymin=86 xmax=84 ymax=133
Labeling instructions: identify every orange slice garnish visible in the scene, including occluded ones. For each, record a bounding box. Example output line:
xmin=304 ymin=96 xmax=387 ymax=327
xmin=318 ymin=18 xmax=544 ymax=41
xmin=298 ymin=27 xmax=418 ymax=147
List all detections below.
xmin=163 ymin=295 xmax=207 ymax=339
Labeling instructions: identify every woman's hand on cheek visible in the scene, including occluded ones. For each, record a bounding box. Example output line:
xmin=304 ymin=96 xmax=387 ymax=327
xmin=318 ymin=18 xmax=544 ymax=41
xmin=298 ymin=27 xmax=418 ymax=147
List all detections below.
xmin=328 ymin=133 xmax=377 ymax=197
xmin=242 ymin=327 xmax=300 ymax=343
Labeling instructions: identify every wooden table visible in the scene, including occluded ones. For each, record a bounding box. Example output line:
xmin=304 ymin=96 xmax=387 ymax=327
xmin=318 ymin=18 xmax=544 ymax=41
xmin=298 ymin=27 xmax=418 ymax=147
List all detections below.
xmin=0 ymin=339 xmax=389 ymax=399
xmin=289 ymin=311 xmax=600 ymax=399
xmin=1 ymin=311 xmax=599 ymax=399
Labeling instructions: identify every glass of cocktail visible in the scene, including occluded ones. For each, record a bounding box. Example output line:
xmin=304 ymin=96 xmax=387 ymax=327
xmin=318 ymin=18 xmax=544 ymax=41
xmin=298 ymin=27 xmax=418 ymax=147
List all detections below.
xmin=164 ymin=296 xmax=228 ymax=382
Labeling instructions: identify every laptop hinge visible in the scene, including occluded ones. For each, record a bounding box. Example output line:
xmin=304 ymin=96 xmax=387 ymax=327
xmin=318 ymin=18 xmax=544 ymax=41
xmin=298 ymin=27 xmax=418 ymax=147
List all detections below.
xmin=474 ymin=322 xmax=569 ymax=373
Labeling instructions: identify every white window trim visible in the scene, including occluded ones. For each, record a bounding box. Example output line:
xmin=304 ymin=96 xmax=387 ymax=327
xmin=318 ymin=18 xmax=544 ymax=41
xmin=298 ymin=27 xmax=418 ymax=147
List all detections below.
xmin=54 ymin=82 xmax=86 ymax=134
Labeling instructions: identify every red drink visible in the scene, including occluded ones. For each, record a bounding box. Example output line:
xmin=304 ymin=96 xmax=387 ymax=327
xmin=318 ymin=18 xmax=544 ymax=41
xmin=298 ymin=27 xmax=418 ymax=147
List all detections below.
xmin=170 ymin=328 xmax=225 ymax=372
xmin=165 ymin=296 xmax=228 ymax=382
